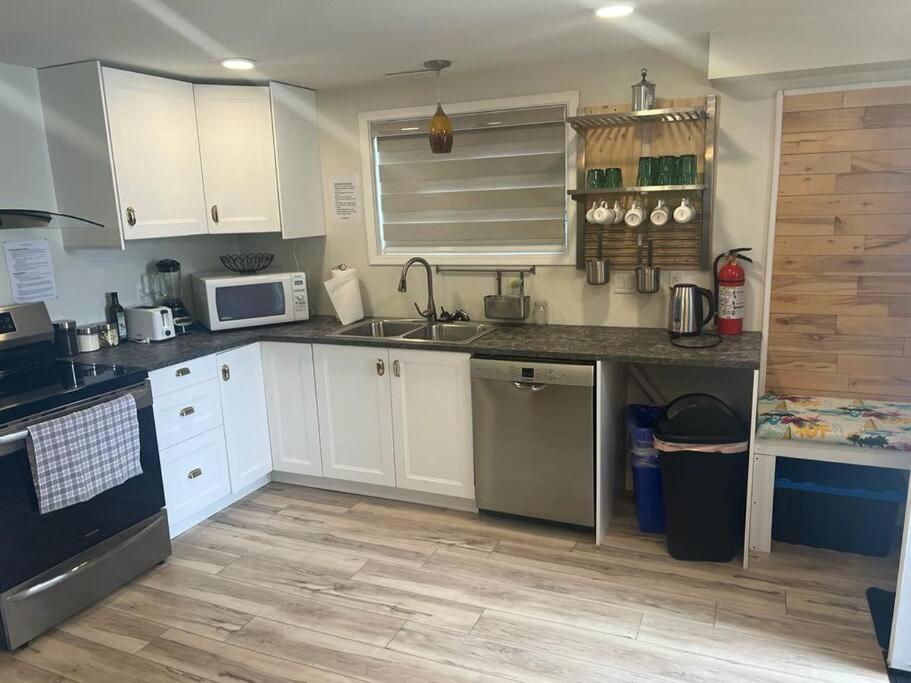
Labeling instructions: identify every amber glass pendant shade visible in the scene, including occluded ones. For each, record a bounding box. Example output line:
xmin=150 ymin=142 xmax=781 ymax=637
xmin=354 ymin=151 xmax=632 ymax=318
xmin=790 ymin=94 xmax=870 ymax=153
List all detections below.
xmin=429 ymin=103 xmax=453 ymax=154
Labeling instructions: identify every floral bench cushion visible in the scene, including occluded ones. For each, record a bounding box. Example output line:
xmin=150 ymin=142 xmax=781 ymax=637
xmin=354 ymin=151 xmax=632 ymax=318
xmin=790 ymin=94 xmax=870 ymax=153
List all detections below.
xmin=756 ymin=394 xmax=911 ymax=451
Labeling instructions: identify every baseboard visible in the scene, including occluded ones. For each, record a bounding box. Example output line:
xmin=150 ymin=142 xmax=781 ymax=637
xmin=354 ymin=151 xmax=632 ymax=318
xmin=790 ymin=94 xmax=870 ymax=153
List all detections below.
xmin=270 ymin=471 xmax=479 ymax=513
xmin=168 ymin=473 xmax=271 ymax=538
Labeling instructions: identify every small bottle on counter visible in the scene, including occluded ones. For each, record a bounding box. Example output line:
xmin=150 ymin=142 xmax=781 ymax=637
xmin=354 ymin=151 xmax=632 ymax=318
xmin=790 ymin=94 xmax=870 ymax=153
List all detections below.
xmin=106 ymin=291 xmax=127 ymax=342
xmin=76 ymin=324 xmax=101 ymax=353
xmin=52 ymin=319 xmax=79 ymax=356
xmin=97 ymin=321 xmax=120 ymax=348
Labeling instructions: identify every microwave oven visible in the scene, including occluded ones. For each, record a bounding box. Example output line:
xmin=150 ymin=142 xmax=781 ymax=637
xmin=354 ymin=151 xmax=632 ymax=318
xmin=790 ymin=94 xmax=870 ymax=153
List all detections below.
xmin=191 ymin=271 xmax=309 ymax=331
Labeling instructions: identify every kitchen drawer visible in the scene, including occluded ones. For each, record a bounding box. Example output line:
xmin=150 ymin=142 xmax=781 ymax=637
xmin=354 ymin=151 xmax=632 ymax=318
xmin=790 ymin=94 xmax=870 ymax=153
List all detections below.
xmin=160 ymin=427 xmax=230 ymax=531
xmin=149 ymin=354 xmax=217 ymax=398
xmin=153 ymin=378 xmax=222 ymax=450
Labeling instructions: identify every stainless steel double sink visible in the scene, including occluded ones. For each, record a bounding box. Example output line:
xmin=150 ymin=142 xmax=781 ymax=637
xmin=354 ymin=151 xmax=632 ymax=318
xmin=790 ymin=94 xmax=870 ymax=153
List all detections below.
xmin=331 ymin=318 xmax=494 ymax=344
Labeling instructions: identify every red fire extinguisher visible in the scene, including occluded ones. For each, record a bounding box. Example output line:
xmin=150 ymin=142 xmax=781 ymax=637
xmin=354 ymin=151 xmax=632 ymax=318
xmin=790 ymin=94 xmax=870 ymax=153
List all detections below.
xmin=713 ymin=247 xmax=753 ymax=336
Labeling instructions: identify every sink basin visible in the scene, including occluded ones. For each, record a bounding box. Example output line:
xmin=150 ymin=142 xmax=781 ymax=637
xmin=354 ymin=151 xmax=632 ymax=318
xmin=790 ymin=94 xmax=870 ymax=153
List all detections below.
xmin=332 ymin=319 xmax=493 ymax=345
xmin=334 ymin=319 xmax=424 ymax=338
xmin=401 ymin=322 xmax=493 ymax=344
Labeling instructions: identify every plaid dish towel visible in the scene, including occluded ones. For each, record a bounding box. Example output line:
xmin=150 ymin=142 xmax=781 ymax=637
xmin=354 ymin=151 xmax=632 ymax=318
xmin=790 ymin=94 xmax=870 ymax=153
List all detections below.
xmin=27 ymin=393 xmax=142 ymax=514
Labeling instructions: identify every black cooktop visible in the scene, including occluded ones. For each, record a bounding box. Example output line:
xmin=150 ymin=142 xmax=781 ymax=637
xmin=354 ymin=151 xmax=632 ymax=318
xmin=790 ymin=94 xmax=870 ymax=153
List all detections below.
xmin=0 ymin=359 xmax=148 ymax=426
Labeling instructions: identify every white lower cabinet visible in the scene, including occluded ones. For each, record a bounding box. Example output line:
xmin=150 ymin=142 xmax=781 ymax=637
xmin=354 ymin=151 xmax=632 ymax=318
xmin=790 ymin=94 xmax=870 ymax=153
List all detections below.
xmin=390 ymin=350 xmax=475 ymax=500
xmin=216 ymin=344 xmax=273 ymax=491
xmin=313 ymin=344 xmax=396 ymax=486
xmin=261 ymin=342 xmax=322 ymax=476
xmin=159 ymin=427 xmax=231 ymax=534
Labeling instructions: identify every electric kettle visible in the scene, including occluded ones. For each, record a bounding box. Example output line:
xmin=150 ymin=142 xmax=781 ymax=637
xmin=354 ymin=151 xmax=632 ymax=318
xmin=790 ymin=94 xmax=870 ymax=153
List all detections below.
xmin=667 ymin=283 xmax=715 ymax=336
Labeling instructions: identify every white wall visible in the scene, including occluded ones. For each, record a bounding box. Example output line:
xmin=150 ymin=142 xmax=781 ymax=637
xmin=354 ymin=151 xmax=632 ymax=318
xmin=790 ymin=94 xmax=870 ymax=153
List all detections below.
xmin=0 ymin=62 xmax=238 ymax=324
xmin=242 ymin=48 xmax=774 ymax=330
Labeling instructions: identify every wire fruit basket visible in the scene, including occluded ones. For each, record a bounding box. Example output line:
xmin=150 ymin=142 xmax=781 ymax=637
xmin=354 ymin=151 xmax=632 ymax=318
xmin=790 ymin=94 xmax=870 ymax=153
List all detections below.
xmin=219 ymin=253 xmax=275 ymax=274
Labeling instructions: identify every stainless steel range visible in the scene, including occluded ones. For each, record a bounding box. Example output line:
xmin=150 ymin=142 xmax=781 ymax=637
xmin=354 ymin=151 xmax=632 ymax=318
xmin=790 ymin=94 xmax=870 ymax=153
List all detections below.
xmin=0 ymin=302 xmax=170 ymax=649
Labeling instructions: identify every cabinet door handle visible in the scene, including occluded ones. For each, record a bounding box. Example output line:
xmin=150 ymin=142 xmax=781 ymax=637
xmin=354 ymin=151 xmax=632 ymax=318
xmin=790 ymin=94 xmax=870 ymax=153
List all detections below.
xmin=221 ymin=364 xmax=230 ymax=381
xmin=126 ymin=206 xmax=136 ymax=226
xmin=175 ymin=367 xmax=191 ymax=377
xmin=376 ymin=359 xmax=385 ymax=376
xmin=179 ymin=406 xmax=195 ymax=417
xmin=392 ymin=360 xmax=400 ymax=377
xmin=187 ymin=467 xmax=202 ymax=480
xmin=211 ymin=205 xmax=220 ymax=223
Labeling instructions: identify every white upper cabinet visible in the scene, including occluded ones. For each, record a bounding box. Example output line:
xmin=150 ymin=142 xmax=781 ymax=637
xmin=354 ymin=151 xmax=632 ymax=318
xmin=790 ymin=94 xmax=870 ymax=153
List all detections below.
xmin=313 ymin=344 xmax=396 ymax=486
xmin=261 ymin=342 xmax=322 ymax=477
xmin=102 ymin=67 xmax=209 ymax=241
xmin=390 ymin=350 xmax=475 ymax=500
xmin=38 ymin=62 xmax=324 ymax=248
xmin=194 ymin=85 xmax=281 ymax=234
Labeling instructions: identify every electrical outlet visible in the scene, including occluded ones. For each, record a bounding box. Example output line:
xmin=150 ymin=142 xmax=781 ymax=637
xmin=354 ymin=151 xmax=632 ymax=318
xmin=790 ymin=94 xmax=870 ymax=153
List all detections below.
xmin=613 ymin=271 xmax=635 ymax=294
xmin=670 ymin=271 xmax=699 ymax=286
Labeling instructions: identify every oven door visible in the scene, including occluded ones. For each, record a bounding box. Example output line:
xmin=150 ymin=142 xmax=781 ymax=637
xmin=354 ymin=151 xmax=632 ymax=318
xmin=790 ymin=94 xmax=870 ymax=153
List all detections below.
xmin=209 ymin=276 xmax=292 ymax=330
xmin=0 ymin=382 xmax=165 ymax=595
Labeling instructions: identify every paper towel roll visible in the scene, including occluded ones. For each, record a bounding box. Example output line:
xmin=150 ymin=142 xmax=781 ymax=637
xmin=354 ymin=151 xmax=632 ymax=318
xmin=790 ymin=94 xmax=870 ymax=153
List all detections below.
xmin=324 ymin=269 xmax=364 ymax=324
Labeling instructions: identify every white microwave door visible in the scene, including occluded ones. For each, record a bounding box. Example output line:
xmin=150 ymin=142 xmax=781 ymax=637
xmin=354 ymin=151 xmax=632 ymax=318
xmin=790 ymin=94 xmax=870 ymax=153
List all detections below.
xmin=215 ymin=281 xmax=287 ymax=322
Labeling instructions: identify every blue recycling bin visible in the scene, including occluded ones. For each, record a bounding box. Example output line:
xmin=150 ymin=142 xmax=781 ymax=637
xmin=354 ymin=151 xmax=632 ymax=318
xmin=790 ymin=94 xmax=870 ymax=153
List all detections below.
xmin=627 ymin=405 xmax=666 ymax=533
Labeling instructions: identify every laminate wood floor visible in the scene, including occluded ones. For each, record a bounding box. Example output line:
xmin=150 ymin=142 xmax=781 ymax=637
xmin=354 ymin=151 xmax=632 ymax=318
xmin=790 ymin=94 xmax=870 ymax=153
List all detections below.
xmin=1 ymin=483 xmax=897 ymax=681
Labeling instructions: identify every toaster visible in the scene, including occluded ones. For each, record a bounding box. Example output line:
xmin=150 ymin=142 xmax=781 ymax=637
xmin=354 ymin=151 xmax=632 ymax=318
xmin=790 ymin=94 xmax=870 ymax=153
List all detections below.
xmin=125 ymin=305 xmax=175 ymax=342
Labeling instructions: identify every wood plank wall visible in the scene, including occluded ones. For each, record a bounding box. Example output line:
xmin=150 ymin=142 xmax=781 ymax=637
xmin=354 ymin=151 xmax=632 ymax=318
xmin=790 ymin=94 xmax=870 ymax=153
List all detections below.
xmin=766 ymin=85 xmax=911 ymax=400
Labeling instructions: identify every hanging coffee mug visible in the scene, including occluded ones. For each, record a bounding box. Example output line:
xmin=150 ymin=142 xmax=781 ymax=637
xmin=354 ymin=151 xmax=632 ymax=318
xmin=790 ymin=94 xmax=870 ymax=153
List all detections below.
xmin=624 ymin=199 xmax=646 ymax=228
xmin=585 ymin=202 xmax=598 ymax=223
xmin=673 ymin=197 xmax=696 ymax=224
xmin=611 ymin=200 xmax=626 ymax=224
xmin=650 ymin=199 xmax=670 ymax=227
xmin=592 ymin=201 xmax=615 ymax=225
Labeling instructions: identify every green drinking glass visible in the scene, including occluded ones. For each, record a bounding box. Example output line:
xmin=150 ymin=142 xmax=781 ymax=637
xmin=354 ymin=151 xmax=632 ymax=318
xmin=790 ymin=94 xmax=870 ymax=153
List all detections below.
xmin=636 ymin=157 xmax=657 ymax=187
xmin=587 ymin=168 xmax=608 ymax=189
xmin=605 ymin=167 xmax=623 ymax=188
xmin=657 ymin=155 xmax=677 ymax=186
xmin=678 ymin=154 xmax=698 ymax=185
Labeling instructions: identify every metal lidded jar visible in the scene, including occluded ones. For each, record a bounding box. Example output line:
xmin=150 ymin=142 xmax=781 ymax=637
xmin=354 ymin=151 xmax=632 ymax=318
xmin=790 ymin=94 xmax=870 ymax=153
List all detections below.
xmin=631 ymin=68 xmax=656 ymax=112
xmin=97 ymin=321 xmax=120 ymax=348
xmin=76 ymin=324 xmax=101 ymax=353
xmin=52 ymin=319 xmax=79 ymax=356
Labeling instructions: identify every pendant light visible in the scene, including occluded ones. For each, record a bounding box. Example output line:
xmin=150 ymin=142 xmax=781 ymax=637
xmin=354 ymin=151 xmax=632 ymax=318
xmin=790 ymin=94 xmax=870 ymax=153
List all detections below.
xmin=425 ymin=59 xmax=453 ymax=154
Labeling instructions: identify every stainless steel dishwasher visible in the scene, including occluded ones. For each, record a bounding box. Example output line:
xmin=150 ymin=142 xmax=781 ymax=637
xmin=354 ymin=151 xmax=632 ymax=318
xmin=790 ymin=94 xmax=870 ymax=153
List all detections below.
xmin=471 ymin=357 xmax=594 ymax=528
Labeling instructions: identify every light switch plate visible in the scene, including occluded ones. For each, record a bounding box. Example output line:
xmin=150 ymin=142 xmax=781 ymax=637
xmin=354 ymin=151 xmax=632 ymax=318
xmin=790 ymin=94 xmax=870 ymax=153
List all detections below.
xmin=614 ymin=271 xmax=635 ymax=294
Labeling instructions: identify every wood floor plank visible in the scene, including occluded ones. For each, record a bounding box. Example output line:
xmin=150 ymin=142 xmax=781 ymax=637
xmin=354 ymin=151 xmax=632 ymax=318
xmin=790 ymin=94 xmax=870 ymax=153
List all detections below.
xmin=471 ymin=609 xmax=803 ymax=683
xmin=227 ymin=616 xmax=507 ymax=682
xmin=277 ymin=502 xmax=499 ymax=553
xmin=786 ymin=589 xmax=876 ymax=631
xmin=168 ymin=540 xmax=240 ymax=575
xmin=264 ymin=483 xmax=366 ymax=509
xmin=15 ymin=631 xmax=205 ymax=683
xmin=493 ymin=540 xmax=787 ymax=612
xmin=715 ymin=600 xmax=882 ymax=661
xmin=637 ymin=614 xmax=886 ymax=682
xmin=0 ymin=655 xmax=72 ymax=682
xmin=388 ymin=621 xmax=650 ymax=683
xmin=348 ymin=499 xmax=583 ymax=550
xmin=58 ymin=605 xmax=168 ymax=654
xmin=424 ymin=546 xmax=717 ymax=624
xmin=141 ymin=563 xmax=404 ymax=647
xmin=353 ymin=559 xmax=645 ymax=637
xmin=103 ymin=584 xmax=254 ymax=641
xmin=139 ymin=628 xmax=360 ymax=683
xmin=212 ymin=508 xmax=436 ymax=567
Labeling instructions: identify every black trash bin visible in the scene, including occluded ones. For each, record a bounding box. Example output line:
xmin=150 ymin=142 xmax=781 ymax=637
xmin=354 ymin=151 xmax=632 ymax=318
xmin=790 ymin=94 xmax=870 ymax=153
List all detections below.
xmin=653 ymin=394 xmax=750 ymax=562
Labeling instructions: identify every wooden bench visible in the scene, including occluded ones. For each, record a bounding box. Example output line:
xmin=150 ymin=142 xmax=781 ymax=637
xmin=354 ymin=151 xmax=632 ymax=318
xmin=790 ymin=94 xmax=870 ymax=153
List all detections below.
xmin=747 ymin=394 xmax=911 ymax=557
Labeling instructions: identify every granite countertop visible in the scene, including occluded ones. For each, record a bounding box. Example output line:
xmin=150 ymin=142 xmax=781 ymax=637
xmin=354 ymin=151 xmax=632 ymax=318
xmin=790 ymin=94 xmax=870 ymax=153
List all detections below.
xmin=78 ymin=316 xmax=762 ymax=372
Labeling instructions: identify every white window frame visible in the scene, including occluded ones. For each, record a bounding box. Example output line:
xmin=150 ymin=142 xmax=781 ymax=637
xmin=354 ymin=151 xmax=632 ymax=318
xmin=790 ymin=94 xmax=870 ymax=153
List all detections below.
xmin=358 ymin=91 xmax=579 ymax=266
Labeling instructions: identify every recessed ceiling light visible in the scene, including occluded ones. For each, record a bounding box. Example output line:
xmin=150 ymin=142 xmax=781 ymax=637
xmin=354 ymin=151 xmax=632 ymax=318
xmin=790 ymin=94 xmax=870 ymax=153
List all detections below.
xmin=401 ymin=126 xmax=420 ymax=131
xmin=221 ymin=58 xmax=256 ymax=70
xmin=487 ymin=121 xmax=503 ymax=126
xmin=595 ymin=5 xmax=634 ymax=18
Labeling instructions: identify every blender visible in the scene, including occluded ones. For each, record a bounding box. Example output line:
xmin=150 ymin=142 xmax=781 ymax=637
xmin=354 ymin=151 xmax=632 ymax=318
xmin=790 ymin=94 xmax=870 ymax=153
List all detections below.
xmin=154 ymin=259 xmax=194 ymax=334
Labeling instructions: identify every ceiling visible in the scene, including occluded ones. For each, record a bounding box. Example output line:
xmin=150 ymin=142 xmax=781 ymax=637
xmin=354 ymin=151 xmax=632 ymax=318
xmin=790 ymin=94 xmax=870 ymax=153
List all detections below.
xmin=0 ymin=0 xmax=906 ymax=89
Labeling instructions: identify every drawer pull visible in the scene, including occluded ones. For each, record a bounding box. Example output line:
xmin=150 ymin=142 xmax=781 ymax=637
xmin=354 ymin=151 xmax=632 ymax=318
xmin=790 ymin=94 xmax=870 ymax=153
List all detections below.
xmin=175 ymin=367 xmax=191 ymax=377
xmin=221 ymin=364 xmax=230 ymax=382
xmin=126 ymin=206 xmax=136 ymax=226
xmin=179 ymin=406 xmax=195 ymax=417
xmin=376 ymin=359 xmax=385 ymax=376
xmin=392 ymin=359 xmax=400 ymax=377
xmin=187 ymin=467 xmax=203 ymax=480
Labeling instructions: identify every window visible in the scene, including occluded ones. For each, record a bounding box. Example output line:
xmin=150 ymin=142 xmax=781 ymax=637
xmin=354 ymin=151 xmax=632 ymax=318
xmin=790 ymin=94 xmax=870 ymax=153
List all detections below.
xmin=359 ymin=92 xmax=578 ymax=265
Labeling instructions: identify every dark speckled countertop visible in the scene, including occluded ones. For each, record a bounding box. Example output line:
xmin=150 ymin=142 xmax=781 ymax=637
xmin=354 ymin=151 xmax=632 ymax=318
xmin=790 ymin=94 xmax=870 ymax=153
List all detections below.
xmin=78 ymin=316 xmax=762 ymax=371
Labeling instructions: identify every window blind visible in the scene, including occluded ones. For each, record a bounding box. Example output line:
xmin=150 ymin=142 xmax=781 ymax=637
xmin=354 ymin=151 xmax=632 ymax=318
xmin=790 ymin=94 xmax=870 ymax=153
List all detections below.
xmin=369 ymin=105 xmax=568 ymax=255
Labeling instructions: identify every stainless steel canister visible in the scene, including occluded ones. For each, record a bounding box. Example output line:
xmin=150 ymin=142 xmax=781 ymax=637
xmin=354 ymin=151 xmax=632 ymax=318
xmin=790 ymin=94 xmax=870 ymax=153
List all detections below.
xmin=631 ymin=68 xmax=656 ymax=112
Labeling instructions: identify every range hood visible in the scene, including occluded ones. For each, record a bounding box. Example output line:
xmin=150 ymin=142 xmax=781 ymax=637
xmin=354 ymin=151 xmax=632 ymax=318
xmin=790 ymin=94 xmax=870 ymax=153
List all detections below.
xmin=0 ymin=209 xmax=103 ymax=230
